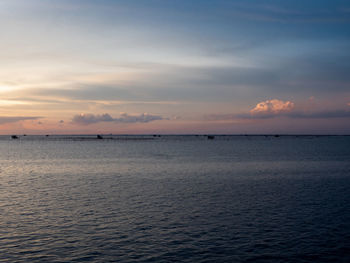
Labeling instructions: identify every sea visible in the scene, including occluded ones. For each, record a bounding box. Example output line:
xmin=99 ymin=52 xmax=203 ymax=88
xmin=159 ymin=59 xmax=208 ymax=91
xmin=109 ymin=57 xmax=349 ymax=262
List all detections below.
xmin=0 ymin=135 xmax=349 ymax=262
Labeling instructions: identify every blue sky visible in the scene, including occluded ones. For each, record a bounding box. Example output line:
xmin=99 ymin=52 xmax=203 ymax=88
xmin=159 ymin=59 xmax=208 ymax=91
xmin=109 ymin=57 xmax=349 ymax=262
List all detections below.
xmin=0 ymin=0 xmax=349 ymax=134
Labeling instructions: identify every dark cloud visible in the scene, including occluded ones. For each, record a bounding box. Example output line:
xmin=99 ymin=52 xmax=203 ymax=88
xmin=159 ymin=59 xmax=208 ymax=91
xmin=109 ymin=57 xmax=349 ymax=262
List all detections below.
xmin=114 ymin=113 xmax=164 ymax=123
xmin=0 ymin=116 xmax=41 ymax=125
xmin=72 ymin=113 xmax=164 ymax=125
xmin=72 ymin=113 xmax=113 ymax=125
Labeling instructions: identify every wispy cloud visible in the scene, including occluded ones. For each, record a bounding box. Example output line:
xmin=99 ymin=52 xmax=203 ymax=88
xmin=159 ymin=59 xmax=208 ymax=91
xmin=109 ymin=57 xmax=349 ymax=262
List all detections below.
xmin=0 ymin=116 xmax=41 ymax=125
xmin=72 ymin=113 xmax=164 ymax=125
xmin=225 ymin=2 xmax=350 ymax=23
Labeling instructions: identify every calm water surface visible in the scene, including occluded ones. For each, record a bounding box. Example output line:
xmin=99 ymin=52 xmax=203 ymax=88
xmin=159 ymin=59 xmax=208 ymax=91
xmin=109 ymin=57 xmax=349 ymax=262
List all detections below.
xmin=0 ymin=135 xmax=349 ymax=262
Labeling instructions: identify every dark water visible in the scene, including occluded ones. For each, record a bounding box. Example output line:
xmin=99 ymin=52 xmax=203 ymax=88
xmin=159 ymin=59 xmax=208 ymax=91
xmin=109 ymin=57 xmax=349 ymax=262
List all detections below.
xmin=0 ymin=135 xmax=349 ymax=262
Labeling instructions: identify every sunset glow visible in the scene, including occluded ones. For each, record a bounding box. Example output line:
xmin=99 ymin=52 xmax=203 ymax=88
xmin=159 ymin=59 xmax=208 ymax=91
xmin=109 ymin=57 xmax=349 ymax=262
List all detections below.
xmin=1 ymin=0 xmax=350 ymax=134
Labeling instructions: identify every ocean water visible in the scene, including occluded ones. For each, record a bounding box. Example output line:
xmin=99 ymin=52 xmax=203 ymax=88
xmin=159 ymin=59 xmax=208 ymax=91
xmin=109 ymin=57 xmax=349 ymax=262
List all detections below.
xmin=0 ymin=135 xmax=349 ymax=262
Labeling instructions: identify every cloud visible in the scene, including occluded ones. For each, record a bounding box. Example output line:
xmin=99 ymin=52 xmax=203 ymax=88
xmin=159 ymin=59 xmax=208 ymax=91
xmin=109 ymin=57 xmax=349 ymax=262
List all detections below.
xmin=225 ymin=2 xmax=350 ymax=23
xmin=206 ymin=98 xmax=350 ymax=121
xmin=115 ymin=113 xmax=164 ymax=123
xmin=72 ymin=113 xmax=113 ymax=125
xmin=287 ymin=110 xmax=350 ymax=119
xmin=4 ymin=52 xmax=350 ymax=106
xmin=250 ymin=99 xmax=295 ymax=115
xmin=236 ymin=109 xmax=350 ymax=120
xmin=72 ymin=113 xmax=164 ymax=125
xmin=0 ymin=116 xmax=41 ymax=125
xmin=208 ymin=109 xmax=350 ymax=121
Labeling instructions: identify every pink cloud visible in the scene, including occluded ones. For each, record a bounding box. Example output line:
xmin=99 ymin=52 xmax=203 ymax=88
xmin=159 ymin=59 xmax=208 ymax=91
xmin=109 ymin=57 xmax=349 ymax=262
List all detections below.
xmin=250 ymin=99 xmax=295 ymax=115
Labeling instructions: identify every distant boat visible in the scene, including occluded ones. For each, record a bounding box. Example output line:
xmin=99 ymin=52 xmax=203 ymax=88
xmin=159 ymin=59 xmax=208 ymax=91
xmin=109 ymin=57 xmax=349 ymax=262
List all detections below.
xmin=11 ymin=135 xmax=19 ymax=139
xmin=207 ymin=135 xmax=215 ymax=140
xmin=97 ymin=135 xmax=103 ymax=139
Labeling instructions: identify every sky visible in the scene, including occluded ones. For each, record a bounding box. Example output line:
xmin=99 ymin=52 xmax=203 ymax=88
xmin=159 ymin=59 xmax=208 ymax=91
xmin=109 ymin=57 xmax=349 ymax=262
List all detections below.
xmin=0 ymin=0 xmax=349 ymax=134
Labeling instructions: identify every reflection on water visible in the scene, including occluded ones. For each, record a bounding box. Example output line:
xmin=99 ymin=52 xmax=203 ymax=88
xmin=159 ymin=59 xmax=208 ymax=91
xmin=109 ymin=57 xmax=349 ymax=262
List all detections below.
xmin=0 ymin=135 xmax=349 ymax=262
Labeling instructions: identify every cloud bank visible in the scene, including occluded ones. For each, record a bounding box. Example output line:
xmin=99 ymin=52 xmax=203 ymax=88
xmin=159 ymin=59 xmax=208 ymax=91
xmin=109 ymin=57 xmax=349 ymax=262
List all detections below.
xmin=0 ymin=116 xmax=41 ymax=125
xmin=207 ymin=98 xmax=350 ymax=121
xmin=287 ymin=110 xmax=350 ymax=119
xmin=72 ymin=113 xmax=164 ymax=125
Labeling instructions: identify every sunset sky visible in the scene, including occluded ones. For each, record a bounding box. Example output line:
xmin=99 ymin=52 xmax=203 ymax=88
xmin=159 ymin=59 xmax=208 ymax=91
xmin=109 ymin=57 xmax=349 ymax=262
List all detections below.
xmin=1 ymin=0 xmax=350 ymax=134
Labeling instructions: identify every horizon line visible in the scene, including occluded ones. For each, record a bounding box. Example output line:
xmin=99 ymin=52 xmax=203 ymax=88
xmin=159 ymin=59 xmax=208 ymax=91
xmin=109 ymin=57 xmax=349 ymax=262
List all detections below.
xmin=3 ymin=134 xmax=350 ymax=137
